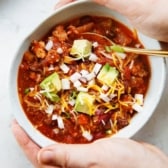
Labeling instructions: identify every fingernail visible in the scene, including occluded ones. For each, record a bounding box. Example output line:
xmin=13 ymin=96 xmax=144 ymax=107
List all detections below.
xmin=38 ymin=150 xmax=55 ymax=165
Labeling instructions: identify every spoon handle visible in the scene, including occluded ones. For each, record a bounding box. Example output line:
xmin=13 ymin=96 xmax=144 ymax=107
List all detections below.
xmin=123 ymin=46 xmax=168 ymax=57
xmin=82 ymin=32 xmax=168 ymax=57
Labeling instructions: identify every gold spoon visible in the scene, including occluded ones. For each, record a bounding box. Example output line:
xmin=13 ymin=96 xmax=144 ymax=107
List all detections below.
xmin=117 ymin=46 xmax=168 ymax=57
xmin=82 ymin=32 xmax=168 ymax=57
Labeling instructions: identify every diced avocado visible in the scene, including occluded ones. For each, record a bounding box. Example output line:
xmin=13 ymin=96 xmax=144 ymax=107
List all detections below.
xmin=43 ymin=92 xmax=60 ymax=102
xmin=70 ymin=39 xmax=92 ymax=58
xmin=97 ymin=63 xmax=119 ymax=86
xmin=24 ymin=88 xmax=30 ymax=94
xmin=40 ymin=72 xmax=61 ymax=102
xmin=40 ymin=72 xmax=61 ymax=92
xmin=74 ymin=92 xmax=95 ymax=116
xmin=105 ymin=45 xmax=125 ymax=53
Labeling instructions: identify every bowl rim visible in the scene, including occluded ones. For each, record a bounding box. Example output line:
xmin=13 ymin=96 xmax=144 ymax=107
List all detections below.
xmin=9 ymin=0 xmax=167 ymax=147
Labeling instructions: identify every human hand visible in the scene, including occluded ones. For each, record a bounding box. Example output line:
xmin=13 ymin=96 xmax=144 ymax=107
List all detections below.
xmin=12 ymin=120 xmax=168 ymax=168
xmin=54 ymin=0 xmax=75 ymax=9
xmin=56 ymin=0 xmax=168 ymax=42
xmin=11 ymin=120 xmax=41 ymax=168
xmin=11 ymin=1 xmax=168 ymax=167
xmin=92 ymin=0 xmax=168 ymax=42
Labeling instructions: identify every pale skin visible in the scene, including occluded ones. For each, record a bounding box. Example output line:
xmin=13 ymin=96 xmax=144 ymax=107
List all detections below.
xmin=12 ymin=0 xmax=168 ymax=167
xmin=56 ymin=0 xmax=168 ymax=42
xmin=12 ymin=120 xmax=168 ymax=168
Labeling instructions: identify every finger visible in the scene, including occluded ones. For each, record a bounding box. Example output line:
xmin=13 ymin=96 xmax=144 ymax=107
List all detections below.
xmin=54 ymin=0 xmax=75 ymax=9
xmin=38 ymin=143 xmax=99 ymax=168
xmin=11 ymin=120 xmax=40 ymax=167
xmin=92 ymin=0 xmax=141 ymax=16
xmin=92 ymin=0 xmax=132 ymax=10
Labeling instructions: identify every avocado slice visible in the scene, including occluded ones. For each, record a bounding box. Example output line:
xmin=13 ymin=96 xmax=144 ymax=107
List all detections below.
xmin=40 ymin=72 xmax=61 ymax=102
xmin=97 ymin=63 xmax=119 ymax=86
xmin=70 ymin=39 xmax=92 ymax=59
xmin=74 ymin=92 xmax=96 ymax=115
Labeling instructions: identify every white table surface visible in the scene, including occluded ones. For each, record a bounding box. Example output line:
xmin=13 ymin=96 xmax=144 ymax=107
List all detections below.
xmin=0 ymin=0 xmax=168 ymax=167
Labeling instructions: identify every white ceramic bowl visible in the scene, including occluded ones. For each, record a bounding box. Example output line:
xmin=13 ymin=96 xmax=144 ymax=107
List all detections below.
xmin=10 ymin=0 xmax=166 ymax=147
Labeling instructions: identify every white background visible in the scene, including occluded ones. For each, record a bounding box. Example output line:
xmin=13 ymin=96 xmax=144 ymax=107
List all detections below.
xmin=0 ymin=0 xmax=168 ymax=167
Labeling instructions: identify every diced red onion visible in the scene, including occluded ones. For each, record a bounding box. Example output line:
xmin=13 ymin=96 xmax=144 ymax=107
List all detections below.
xmin=92 ymin=41 xmax=99 ymax=48
xmin=109 ymin=94 xmax=117 ymax=99
xmin=77 ymin=87 xmax=88 ymax=92
xmin=88 ymin=79 xmax=95 ymax=85
xmin=48 ymin=64 xmax=55 ymax=71
xmin=115 ymin=52 xmax=126 ymax=59
xmin=89 ymin=53 xmax=98 ymax=62
xmin=60 ymin=63 xmax=70 ymax=73
xmin=99 ymin=93 xmax=111 ymax=102
xmin=82 ymin=131 xmax=93 ymax=141
xmin=68 ymin=99 xmax=76 ymax=106
xmin=57 ymin=47 xmax=63 ymax=54
xmin=73 ymin=80 xmax=82 ymax=88
xmin=70 ymin=72 xmax=82 ymax=82
xmin=101 ymin=84 xmax=109 ymax=91
xmin=45 ymin=40 xmax=53 ymax=51
xmin=85 ymin=72 xmax=96 ymax=81
xmin=53 ymin=128 xmax=59 ymax=134
xmin=52 ymin=114 xmax=58 ymax=120
xmin=61 ymin=78 xmax=70 ymax=90
xmin=134 ymin=94 xmax=143 ymax=105
xmin=132 ymin=103 xmax=143 ymax=113
xmin=92 ymin=63 xmax=102 ymax=75
xmin=80 ymin=69 xmax=89 ymax=77
xmin=45 ymin=104 xmax=54 ymax=114
xmin=57 ymin=116 xmax=64 ymax=129
xmin=79 ymin=77 xmax=87 ymax=83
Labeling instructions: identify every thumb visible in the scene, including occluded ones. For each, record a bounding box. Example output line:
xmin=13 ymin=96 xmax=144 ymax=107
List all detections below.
xmin=37 ymin=143 xmax=97 ymax=168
